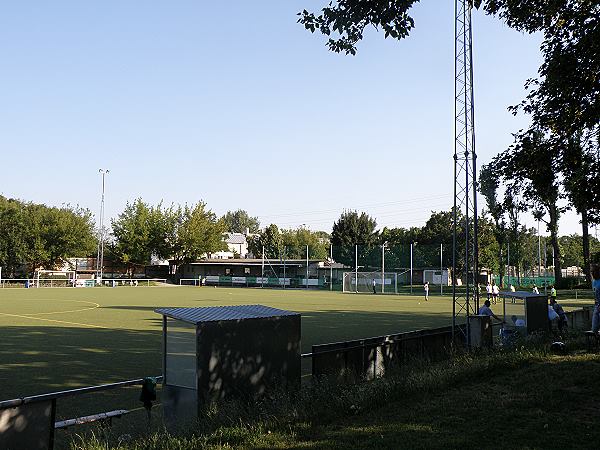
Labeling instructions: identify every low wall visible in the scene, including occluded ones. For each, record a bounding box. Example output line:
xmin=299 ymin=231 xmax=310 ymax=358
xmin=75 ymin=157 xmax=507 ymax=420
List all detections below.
xmin=311 ymin=306 xmax=593 ymax=381
xmin=311 ymin=325 xmax=467 ymax=380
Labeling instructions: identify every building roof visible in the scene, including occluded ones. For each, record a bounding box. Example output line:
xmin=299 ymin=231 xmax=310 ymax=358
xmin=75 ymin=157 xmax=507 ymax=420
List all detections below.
xmin=155 ymin=304 xmax=299 ymax=324
xmin=226 ymin=233 xmax=247 ymax=245
xmin=187 ymin=258 xmax=319 ymax=267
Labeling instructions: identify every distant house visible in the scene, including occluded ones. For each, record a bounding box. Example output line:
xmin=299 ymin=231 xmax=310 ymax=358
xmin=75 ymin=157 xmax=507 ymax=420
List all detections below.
xmin=211 ymin=233 xmax=250 ymax=259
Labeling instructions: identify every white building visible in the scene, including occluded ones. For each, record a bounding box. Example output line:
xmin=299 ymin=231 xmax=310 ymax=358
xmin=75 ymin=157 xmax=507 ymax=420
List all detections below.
xmin=211 ymin=233 xmax=250 ymax=259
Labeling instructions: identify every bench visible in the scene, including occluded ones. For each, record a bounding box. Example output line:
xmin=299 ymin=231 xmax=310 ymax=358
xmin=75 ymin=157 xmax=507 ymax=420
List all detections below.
xmin=584 ymin=331 xmax=600 ymax=353
xmin=55 ymin=409 xmax=129 ymax=429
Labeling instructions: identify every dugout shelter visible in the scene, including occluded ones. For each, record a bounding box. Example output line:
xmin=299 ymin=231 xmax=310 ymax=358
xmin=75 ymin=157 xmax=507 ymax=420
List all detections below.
xmin=155 ymin=305 xmax=301 ymax=428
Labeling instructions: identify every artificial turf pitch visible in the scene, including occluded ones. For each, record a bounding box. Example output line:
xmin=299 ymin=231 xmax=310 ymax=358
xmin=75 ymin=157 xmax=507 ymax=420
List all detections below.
xmin=0 ymin=285 xmax=455 ymax=399
xmin=0 ymin=286 xmax=592 ymax=400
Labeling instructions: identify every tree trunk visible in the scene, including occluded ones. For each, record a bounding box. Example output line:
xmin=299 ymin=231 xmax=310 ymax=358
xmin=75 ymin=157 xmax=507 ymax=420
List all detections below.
xmin=548 ymin=205 xmax=562 ymax=284
xmin=582 ymin=208 xmax=591 ymax=285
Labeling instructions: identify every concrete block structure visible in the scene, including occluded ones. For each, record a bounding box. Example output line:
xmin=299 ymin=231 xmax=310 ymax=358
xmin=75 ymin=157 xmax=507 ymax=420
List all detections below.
xmin=155 ymin=305 xmax=301 ymax=427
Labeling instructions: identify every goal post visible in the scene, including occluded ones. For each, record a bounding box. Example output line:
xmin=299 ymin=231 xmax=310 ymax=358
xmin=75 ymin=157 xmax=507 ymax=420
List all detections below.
xmin=343 ymin=272 xmax=398 ymax=294
xmin=33 ymin=270 xmax=76 ymax=288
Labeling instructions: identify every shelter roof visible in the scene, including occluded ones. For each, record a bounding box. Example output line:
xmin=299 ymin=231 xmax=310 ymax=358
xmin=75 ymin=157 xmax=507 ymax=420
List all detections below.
xmin=155 ymin=304 xmax=299 ymax=324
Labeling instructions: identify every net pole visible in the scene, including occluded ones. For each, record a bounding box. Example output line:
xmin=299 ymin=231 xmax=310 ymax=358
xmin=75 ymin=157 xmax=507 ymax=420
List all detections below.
xmin=381 ymin=244 xmax=385 ymax=294
xmin=410 ymin=243 xmax=413 ymax=295
xmin=261 ymin=246 xmax=265 ymax=288
xmin=330 ymin=244 xmax=333 ymax=291
xmin=440 ymin=243 xmax=443 ymax=296
xmin=283 ymin=246 xmax=286 ymax=290
xmin=306 ymin=245 xmax=309 ymax=289
xmin=355 ymin=244 xmax=358 ymax=293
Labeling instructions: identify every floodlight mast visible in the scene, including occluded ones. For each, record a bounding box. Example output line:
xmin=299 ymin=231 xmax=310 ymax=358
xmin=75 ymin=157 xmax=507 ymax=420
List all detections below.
xmin=452 ymin=0 xmax=479 ymax=346
xmin=96 ymin=169 xmax=109 ymax=283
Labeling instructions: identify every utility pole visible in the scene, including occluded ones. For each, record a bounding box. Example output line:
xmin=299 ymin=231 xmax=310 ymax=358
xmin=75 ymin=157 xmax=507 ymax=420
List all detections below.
xmin=261 ymin=246 xmax=265 ymax=288
xmin=410 ymin=242 xmax=414 ymax=295
xmin=355 ymin=244 xmax=358 ymax=293
xmin=452 ymin=0 xmax=479 ymax=346
xmin=306 ymin=244 xmax=309 ymax=289
xmin=96 ymin=169 xmax=109 ymax=283
xmin=381 ymin=243 xmax=386 ymax=294
xmin=440 ymin=243 xmax=443 ymax=296
xmin=330 ymin=244 xmax=333 ymax=291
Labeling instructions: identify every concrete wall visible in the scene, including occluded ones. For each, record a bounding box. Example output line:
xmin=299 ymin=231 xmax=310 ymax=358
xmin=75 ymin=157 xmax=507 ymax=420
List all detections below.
xmin=196 ymin=315 xmax=301 ymax=406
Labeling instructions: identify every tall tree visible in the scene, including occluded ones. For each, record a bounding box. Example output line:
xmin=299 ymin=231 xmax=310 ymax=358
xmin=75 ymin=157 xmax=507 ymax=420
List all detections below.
xmin=331 ymin=211 xmax=378 ymax=266
xmin=300 ymin=1 xmax=599 ymax=139
xmin=168 ymin=202 xmax=227 ymax=270
xmin=0 ymin=196 xmax=96 ymax=276
xmin=111 ymin=199 xmax=154 ymax=273
xmin=561 ymin=134 xmax=598 ymax=283
xmin=495 ymin=129 xmax=565 ymax=283
xmin=247 ymin=224 xmax=283 ymax=259
xmin=221 ymin=210 xmax=260 ymax=234
xmin=281 ymin=227 xmax=330 ymax=260
xmin=479 ymin=163 xmax=507 ymax=284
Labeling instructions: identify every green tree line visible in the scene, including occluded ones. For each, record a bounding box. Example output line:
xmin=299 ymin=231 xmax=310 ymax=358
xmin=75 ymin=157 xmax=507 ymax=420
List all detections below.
xmin=0 ymin=196 xmax=96 ymax=277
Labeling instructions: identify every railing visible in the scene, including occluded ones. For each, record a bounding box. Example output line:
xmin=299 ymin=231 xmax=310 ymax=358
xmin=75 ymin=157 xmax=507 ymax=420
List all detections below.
xmin=0 ymin=376 xmax=163 ymax=450
xmin=0 ymin=278 xmax=168 ymax=288
xmin=98 ymin=278 xmax=167 ymax=287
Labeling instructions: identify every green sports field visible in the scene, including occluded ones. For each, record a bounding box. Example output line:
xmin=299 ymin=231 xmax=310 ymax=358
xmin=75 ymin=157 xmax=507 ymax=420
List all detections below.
xmin=0 ymin=286 xmax=592 ymax=400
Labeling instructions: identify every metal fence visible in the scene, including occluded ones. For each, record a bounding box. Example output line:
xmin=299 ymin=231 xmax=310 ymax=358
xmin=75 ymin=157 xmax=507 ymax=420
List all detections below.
xmin=0 ymin=278 xmax=168 ymax=288
xmin=0 ymin=376 xmax=163 ymax=450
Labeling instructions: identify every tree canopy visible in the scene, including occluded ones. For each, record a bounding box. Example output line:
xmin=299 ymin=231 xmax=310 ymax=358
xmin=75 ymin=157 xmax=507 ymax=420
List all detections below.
xmin=0 ymin=196 xmax=96 ymax=276
xmin=221 ymin=210 xmax=260 ymax=234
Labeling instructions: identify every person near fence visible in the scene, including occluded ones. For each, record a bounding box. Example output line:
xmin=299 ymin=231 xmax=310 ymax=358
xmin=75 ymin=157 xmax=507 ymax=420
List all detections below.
xmin=549 ymin=297 xmax=567 ymax=332
xmin=532 ymin=284 xmax=540 ymax=295
xmin=478 ymin=300 xmax=504 ymax=323
xmin=372 ymin=278 xmax=377 ymax=294
xmin=550 ymin=285 xmax=557 ymax=301
xmin=424 ymin=282 xmax=429 ymax=301
xmin=492 ymin=282 xmax=499 ymax=304
xmin=486 ymin=282 xmax=492 ymax=301
xmin=592 ymin=265 xmax=600 ymax=333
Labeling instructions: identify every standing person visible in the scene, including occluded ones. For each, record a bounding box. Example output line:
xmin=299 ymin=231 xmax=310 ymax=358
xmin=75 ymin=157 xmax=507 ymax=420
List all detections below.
xmin=532 ymin=284 xmax=540 ymax=294
xmin=550 ymin=285 xmax=557 ymax=302
xmin=492 ymin=282 xmax=499 ymax=305
xmin=424 ymin=282 xmax=429 ymax=302
xmin=592 ymin=265 xmax=600 ymax=333
xmin=372 ymin=278 xmax=377 ymax=294
xmin=486 ymin=282 xmax=492 ymax=301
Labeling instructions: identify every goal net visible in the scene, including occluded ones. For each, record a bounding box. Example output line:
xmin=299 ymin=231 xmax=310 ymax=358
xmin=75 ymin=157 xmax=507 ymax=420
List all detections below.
xmin=343 ymin=272 xmax=398 ymax=294
xmin=34 ymin=270 xmax=76 ymax=288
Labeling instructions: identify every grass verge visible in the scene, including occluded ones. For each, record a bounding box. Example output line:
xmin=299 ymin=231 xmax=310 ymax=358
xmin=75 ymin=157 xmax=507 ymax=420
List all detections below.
xmin=70 ymin=333 xmax=600 ymax=450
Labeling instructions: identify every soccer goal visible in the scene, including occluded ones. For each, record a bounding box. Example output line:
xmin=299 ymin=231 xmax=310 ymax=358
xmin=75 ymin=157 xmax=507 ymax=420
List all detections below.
xmin=33 ymin=270 xmax=76 ymax=288
xmin=342 ymin=272 xmax=398 ymax=294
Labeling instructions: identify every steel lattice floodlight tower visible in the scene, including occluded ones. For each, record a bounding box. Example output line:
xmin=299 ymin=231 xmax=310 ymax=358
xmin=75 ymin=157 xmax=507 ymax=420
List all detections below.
xmin=452 ymin=0 xmax=479 ymax=346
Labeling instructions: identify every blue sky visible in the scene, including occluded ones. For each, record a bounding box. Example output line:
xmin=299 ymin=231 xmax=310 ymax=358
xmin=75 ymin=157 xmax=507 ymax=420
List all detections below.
xmin=0 ymin=1 xmax=584 ymax=236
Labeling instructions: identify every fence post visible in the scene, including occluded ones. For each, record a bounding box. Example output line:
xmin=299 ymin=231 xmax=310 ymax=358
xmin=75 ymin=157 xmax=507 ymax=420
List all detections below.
xmin=382 ymin=243 xmax=385 ymax=294
xmin=410 ymin=243 xmax=413 ymax=295
xmin=330 ymin=244 xmax=333 ymax=291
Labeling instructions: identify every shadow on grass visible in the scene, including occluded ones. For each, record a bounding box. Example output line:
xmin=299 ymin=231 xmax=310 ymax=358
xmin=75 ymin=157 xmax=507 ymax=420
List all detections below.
xmin=0 ymin=326 xmax=163 ymax=399
xmin=0 ymin=308 xmax=456 ymax=402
